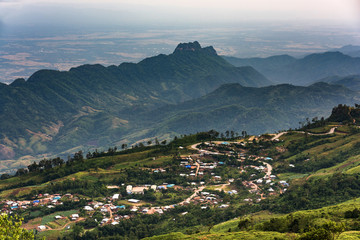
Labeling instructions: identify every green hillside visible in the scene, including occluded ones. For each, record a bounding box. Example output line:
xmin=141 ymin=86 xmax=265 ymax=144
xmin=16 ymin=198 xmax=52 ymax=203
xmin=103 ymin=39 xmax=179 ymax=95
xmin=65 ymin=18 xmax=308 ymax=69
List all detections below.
xmin=1 ymin=106 xmax=360 ymax=239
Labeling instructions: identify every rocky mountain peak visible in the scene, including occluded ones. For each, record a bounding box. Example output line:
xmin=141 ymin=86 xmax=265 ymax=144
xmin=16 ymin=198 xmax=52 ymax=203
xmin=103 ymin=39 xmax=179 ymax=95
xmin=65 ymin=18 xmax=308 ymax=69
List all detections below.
xmin=173 ymin=41 xmax=217 ymax=55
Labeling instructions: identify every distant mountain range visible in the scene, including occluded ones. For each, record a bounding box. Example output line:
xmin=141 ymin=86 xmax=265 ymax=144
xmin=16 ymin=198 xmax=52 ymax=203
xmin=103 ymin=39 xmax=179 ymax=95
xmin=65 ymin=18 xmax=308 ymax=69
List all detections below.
xmin=223 ymin=51 xmax=360 ymax=85
xmin=1 ymin=41 xmax=360 ymax=165
xmin=317 ymin=75 xmax=360 ymax=91
xmin=333 ymin=45 xmax=360 ymax=58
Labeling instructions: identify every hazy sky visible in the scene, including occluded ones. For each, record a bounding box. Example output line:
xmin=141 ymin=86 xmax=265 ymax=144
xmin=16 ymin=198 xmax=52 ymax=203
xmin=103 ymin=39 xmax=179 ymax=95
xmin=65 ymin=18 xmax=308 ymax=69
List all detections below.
xmin=1 ymin=0 xmax=360 ymax=83
xmin=1 ymin=0 xmax=359 ymax=29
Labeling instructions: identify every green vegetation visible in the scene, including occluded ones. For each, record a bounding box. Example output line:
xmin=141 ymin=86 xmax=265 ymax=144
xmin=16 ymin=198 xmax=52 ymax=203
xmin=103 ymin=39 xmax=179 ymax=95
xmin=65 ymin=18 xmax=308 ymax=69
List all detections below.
xmin=2 ymin=41 xmax=360 ymax=183
xmin=1 ymin=105 xmax=360 ymax=239
xmin=0 ymin=214 xmax=34 ymax=240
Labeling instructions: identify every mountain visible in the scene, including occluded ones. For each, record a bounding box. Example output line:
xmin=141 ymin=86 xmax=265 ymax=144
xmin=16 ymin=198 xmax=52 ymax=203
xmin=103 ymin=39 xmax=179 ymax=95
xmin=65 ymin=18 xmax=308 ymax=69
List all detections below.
xmin=142 ymin=82 xmax=360 ymax=136
xmin=224 ymin=51 xmax=360 ymax=85
xmin=317 ymin=74 xmax=360 ymax=91
xmin=332 ymin=45 xmax=360 ymax=57
xmin=0 ymin=41 xmax=272 ymax=161
xmin=2 ymin=41 xmax=360 ymax=167
xmin=222 ymin=54 xmax=296 ymax=84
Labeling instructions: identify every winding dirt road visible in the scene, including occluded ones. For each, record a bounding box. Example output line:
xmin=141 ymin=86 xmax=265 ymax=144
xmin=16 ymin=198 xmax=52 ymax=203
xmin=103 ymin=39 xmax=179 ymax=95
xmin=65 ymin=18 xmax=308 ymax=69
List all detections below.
xmin=271 ymin=127 xmax=337 ymax=141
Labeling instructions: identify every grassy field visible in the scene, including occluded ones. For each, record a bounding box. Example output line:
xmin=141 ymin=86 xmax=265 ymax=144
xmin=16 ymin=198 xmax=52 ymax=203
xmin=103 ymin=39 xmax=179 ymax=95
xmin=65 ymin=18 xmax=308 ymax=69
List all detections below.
xmin=41 ymin=210 xmax=78 ymax=226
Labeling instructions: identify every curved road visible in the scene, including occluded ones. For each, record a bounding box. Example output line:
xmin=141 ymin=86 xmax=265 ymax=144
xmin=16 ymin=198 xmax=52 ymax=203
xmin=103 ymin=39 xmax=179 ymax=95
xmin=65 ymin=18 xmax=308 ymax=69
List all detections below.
xmin=271 ymin=127 xmax=337 ymax=141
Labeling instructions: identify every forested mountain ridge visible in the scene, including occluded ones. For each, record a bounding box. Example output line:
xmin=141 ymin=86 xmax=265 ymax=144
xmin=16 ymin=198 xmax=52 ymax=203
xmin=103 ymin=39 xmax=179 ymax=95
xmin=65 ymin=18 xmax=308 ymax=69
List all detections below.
xmin=224 ymin=51 xmax=360 ymax=85
xmin=0 ymin=41 xmax=271 ymax=161
xmin=317 ymin=74 xmax=360 ymax=91
xmin=142 ymin=82 xmax=360 ymax=137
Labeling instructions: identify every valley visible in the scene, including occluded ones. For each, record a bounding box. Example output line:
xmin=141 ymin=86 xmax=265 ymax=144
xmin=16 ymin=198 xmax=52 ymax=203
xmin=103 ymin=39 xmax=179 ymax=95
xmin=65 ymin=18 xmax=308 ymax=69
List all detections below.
xmin=2 ymin=105 xmax=360 ymax=239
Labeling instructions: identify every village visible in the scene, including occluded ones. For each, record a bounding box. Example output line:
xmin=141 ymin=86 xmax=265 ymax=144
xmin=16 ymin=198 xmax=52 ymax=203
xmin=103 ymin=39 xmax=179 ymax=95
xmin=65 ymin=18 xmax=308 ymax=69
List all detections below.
xmin=0 ymin=138 xmax=290 ymax=233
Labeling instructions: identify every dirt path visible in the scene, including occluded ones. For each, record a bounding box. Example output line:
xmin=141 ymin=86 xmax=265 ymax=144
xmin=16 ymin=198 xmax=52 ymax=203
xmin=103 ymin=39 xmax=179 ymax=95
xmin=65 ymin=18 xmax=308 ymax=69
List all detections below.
xmin=195 ymin=162 xmax=200 ymax=177
xmin=46 ymin=217 xmax=85 ymax=231
xmin=263 ymin=162 xmax=273 ymax=179
xmin=314 ymin=127 xmax=337 ymax=135
xmin=271 ymin=132 xmax=288 ymax=141
xmin=190 ymin=143 xmax=200 ymax=150
xmin=179 ymin=186 xmax=205 ymax=205
xmin=108 ymin=206 xmax=113 ymax=221
xmin=270 ymin=127 xmax=337 ymax=141
xmin=213 ymin=183 xmax=230 ymax=191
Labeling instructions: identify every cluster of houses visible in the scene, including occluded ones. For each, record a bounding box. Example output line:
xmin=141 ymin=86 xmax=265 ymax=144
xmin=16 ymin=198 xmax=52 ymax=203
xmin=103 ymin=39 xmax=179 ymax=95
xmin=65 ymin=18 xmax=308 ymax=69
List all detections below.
xmin=188 ymin=191 xmax=225 ymax=206
xmin=179 ymin=155 xmax=222 ymax=180
xmin=125 ymin=184 xmax=176 ymax=194
xmin=1 ymin=140 xmax=294 ymax=232
xmin=189 ymin=141 xmax=290 ymax=202
xmin=81 ymin=200 xmax=180 ymax=226
xmin=0 ymin=193 xmax=77 ymax=215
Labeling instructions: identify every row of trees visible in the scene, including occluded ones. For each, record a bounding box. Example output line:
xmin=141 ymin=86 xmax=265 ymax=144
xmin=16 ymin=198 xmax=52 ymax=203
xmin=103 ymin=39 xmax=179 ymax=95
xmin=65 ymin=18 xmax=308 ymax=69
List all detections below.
xmin=14 ymin=151 xmax=84 ymax=177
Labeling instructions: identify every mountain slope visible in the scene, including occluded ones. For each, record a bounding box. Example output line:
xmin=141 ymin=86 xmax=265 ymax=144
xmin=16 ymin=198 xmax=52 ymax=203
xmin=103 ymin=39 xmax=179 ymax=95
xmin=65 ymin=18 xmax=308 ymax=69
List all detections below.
xmin=333 ymin=44 xmax=360 ymax=57
xmin=225 ymin=51 xmax=360 ymax=85
xmin=142 ymin=82 xmax=360 ymax=136
xmin=317 ymin=74 xmax=360 ymax=91
xmin=222 ymin=54 xmax=296 ymax=84
xmin=0 ymin=41 xmax=271 ymax=160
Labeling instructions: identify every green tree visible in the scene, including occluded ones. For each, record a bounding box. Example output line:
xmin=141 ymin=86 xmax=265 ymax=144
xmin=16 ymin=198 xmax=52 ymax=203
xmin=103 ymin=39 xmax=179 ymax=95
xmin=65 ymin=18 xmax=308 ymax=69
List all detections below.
xmin=323 ymin=221 xmax=344 ymax=240
xmin=71 ymin=224 xmax=84 ymax=238
xmin=0 ymin=214 xmax=34 ymax=240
